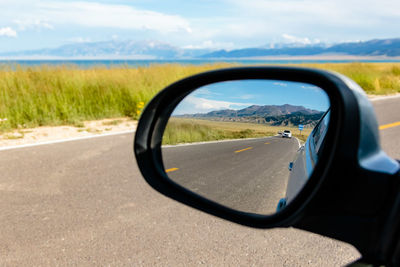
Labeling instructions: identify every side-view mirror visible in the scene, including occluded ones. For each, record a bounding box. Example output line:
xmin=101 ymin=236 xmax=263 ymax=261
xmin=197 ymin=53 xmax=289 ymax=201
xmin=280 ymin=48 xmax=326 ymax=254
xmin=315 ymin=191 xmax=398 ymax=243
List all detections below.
xmin=134 ymin=67 xmax=400 ymax=265
xmin=161 ymin=79 xmax=330 ymax=215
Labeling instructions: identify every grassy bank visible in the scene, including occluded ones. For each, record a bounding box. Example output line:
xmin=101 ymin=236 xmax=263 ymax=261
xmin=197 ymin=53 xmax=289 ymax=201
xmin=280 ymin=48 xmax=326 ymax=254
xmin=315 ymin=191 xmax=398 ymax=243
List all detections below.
xmin=163 ymin=118 xmax=311 ymax=145
xmin=0 ymin=62 xmax=399 ymax=133
xmin=0 ymin=63 xmax=236 ymax=132
xmin=301 ymin=63 xmax=400 ymax=95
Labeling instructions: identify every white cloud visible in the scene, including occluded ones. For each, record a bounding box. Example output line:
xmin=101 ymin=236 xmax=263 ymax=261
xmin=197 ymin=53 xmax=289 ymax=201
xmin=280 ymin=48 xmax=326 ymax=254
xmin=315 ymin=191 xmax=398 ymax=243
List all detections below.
xmin=182 ymin=40 xmax=235 ymax=50
xmin=192 ymin=88 xmax=222 ymax=97
xmin=174 ymin=95 xmax=253 ymax=115
xmin=235 ymin=94 xmax=256 ymax=100
xmin=301 ymin=85 xmax=327 ymax=95
xmin=35 ymin=1 xmax=191 ymax=33
xmin=273 ymin=82 xmax=288 ymax=87
xmin=14 ymin=19 xmax=53 ymax=30
xmin=67 ymin=37 xmax=92 ymax=43
xmin=187 ymin=96 xmax=247 ymax=111
xmin=282 ymin=34 xmax=318 ymax=45
xmin=227 ymin=0 xmax=400 ymax=24
xmin=0 ymin=27 xmax=17 ymax=37
xmin=1 ymin=0 xmax=400 ymax=51
xmin=201 ymin=0 xmax=400 ymax=46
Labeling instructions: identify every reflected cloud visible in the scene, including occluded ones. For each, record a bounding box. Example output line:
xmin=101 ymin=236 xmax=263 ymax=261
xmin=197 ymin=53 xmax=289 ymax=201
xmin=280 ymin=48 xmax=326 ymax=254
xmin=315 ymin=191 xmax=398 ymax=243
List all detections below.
xmin=273 ymin=82 xmax=288 ymax=87
xmin=301 ymin=85 xmax=327 ymax=94
xmin=192 ymin=87 xmax=222 ymax=97
xmin=231 ymin=94 xmax=257 ymax=100
xmin=173 ymin=95 xmax=253 ymax=115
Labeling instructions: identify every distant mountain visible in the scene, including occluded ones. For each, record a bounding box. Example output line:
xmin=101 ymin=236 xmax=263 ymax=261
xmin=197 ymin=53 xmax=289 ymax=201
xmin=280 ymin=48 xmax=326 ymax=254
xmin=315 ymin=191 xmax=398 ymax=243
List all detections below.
xmin=179 ymin=104 xmax=324 ymax=127
xmin=264 ymin=112 xmax=325 ymax=127
xmin=201 ymin=38 xmax=400 ymax=58
xmin=0 ymin=40 xmax=212 ymax=59
xmin=1 ymin=38 xmax=399 ymax=59
xmin=197 ymin=104 xmax=321 ymax=117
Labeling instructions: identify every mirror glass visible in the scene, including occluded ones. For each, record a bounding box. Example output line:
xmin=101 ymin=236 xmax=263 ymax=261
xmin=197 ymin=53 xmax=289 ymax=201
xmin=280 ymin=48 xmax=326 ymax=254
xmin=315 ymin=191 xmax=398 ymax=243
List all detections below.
xmin=161 ymin=80 xmax=330 ymax=215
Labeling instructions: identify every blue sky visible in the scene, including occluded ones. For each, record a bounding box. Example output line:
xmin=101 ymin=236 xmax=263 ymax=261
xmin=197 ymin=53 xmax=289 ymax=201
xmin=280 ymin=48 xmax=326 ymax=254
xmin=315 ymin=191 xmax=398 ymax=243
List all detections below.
xmin=173 ymin=80 xmax=330 ymax=115
xmin=0 ymin=0 xmax=400 ymax=52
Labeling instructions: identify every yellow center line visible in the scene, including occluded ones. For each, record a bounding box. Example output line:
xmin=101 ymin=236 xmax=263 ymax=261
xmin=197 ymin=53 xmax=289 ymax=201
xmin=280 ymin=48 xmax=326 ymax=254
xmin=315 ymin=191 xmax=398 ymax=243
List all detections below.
xmin=235 ymin=147 xmax=253 ymax=153
xmin=165 ymin=167 xmax=179 ymax=173
xmin=264 ymin=142 xmax=270 ymax=144
xmin=379 ymin=121 xmax=400 ymax=130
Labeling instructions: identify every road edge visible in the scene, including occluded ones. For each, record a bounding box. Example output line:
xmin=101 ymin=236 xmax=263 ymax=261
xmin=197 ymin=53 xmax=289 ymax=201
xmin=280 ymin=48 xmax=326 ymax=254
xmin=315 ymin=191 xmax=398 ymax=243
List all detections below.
xmin=163 ymin=135 xmax=281 ymax=148
xmin=0 ymin=130 xmax=135 ymax=151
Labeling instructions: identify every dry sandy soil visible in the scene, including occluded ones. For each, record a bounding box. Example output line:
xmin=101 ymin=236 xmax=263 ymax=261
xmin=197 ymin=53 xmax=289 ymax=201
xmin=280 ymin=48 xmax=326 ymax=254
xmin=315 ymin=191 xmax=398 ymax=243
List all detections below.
xmin=0 ymin=117 xmax=137 ymax=148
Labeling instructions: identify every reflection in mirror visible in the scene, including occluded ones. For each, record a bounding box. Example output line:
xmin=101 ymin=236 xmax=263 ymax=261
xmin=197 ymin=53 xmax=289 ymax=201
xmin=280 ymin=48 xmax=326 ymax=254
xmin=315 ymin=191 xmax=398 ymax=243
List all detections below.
xmin=161 ymin=80 xmax=330 ymax=215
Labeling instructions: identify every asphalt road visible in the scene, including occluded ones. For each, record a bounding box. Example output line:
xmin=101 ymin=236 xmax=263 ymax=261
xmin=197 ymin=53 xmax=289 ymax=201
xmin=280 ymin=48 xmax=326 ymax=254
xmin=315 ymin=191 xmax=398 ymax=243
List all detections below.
xmin=371 ymin=96 xmax=400 ymax=159
xmin=162 ymin=136 xmax=299 ymax=215
xmin=0 ymin=95 xmax=398 ymax=266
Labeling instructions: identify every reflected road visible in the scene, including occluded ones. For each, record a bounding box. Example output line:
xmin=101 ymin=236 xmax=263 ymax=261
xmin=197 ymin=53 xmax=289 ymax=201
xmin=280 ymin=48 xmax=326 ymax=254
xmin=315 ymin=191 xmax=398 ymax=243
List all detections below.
xmin=162 ymin=136 xmax=299 ymax=214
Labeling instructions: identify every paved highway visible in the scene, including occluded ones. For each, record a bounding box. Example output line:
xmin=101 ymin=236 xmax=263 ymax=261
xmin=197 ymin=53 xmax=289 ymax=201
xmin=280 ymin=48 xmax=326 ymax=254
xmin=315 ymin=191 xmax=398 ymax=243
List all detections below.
xmin=372 ymin=96 xmax=400 ymax=159
xmin=163 ymin=136 xmax=299 ymax=214
xmin=0 ymin=96 xmax=398 ymax=266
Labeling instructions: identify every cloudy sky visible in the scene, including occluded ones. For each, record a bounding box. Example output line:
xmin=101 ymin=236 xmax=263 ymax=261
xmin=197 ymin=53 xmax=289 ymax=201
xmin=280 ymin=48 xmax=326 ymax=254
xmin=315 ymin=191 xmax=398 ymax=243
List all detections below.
xmin=173 ymin=80 xmax=330 ymax=115
xmin=0 ymin=0 xmax=399 ymax=52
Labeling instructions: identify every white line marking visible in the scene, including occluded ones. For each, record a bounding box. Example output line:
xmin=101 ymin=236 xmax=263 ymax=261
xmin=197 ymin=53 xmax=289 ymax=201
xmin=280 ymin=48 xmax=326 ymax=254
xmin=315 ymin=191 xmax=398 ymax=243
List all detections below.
xmin=295 ymin=137 xmax=301 ymax=148
xmin=0 ymin=130 xmax=135 ymax=151
xmin=369 ymin=94 xmax=400 ymax=102
xmin=163 ymin=136 xmax=278 ymax=148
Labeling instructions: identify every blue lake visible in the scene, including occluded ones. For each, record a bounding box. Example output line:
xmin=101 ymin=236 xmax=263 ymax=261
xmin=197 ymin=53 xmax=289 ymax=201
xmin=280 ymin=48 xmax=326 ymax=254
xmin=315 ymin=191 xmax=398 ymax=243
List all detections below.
xmin=0 ymin=59 xmax=399 ymax=69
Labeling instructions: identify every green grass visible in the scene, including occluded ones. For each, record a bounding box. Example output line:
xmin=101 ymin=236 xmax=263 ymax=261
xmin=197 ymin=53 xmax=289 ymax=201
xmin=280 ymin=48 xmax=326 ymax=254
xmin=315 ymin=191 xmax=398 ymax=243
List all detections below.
xmin=0 ymin=63 xmax=236 ymax=133
xmin=301 ymin=63 xmax=400 ymax=95
xmin=162 ymin=118 xmax=312 ymax=145
xmin=1 ymin=62 xmax=399 ymax=133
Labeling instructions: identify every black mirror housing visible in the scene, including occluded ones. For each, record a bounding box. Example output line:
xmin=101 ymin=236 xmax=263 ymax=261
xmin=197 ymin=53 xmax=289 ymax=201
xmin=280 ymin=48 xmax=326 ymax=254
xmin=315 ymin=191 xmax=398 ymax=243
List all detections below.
xmin=134 ymin=67 xmax=399 ymax=261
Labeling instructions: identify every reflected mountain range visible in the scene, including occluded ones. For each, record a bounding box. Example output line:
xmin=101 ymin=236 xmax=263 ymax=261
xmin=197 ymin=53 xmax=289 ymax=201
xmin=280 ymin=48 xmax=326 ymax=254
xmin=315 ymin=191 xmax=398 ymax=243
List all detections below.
xmin=176 ymin=104 xmax=325 ymax=127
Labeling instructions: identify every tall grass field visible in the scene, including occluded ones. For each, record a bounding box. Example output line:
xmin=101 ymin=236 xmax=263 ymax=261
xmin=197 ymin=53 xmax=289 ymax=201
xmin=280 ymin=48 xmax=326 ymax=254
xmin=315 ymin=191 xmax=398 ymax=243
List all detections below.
xmin=163 ymin=118 xmax=312 ymax=145
xmin=0 ymin=63 xmax=235 ymax=132
xmin=0 ymin=62 xmax=399 ymax=133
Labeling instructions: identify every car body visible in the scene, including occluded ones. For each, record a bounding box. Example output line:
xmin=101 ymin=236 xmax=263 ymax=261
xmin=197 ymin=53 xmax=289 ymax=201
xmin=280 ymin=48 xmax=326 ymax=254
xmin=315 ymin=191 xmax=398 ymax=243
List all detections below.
xmin=277 ymin=109 xmax=330 ymax=211
xmin=282 ymin=130 xmax=292 ymax=138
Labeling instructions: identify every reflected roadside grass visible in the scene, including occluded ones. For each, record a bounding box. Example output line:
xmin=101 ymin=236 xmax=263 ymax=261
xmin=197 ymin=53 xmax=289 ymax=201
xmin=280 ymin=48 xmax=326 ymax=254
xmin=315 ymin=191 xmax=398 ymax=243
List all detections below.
xmin=163 ymin=117 xmax=312 ymax=145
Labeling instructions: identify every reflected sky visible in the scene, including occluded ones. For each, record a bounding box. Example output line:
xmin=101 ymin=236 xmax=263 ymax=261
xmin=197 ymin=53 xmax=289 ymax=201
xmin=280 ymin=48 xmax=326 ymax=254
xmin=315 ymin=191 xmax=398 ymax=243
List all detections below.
xmin=173 ymin=80 xmax=330 ymax=115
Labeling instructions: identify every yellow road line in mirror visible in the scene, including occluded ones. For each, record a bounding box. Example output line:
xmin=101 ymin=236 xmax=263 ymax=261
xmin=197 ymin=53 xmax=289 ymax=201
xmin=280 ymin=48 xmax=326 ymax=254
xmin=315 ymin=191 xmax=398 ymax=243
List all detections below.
xmin=166 ymin=168 xmax=179 ymax=173
xmin=235 ymin=147 xmax=253 ymax=153
xmin=264 ymin=142 xmax=270 ymax=144
xmin=379 ymin=121 xmax=400 ymax=130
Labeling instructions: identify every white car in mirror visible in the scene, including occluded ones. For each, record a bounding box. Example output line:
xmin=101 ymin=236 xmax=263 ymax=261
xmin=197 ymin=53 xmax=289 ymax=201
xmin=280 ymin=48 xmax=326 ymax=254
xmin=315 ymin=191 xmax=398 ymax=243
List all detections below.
xmin=282 ymin=130 xmax=292 ymax=138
